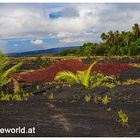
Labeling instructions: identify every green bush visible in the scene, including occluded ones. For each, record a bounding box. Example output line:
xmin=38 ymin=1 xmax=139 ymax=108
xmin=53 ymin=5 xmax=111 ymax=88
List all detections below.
xmin=90 ymin=73 xmax=120 ymax=88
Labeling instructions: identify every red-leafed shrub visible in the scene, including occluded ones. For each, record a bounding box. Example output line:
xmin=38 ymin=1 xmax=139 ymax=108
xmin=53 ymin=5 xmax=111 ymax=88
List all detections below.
xmin=92 ymin=63 xmax=133 ymax=75
xmin=11 ymin=59 xmax=133 ymax=83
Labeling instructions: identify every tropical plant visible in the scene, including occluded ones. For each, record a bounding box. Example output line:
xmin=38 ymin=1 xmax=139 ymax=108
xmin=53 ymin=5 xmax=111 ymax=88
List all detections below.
xmin=101 ymin=95 xmax=111 ymax=105
xmin=36 ymin=84 xmax=40 ymax=90
xmin=100 ymin=33 xmax=108 ymax=43
xmin=118 ymin=110 xmax=129 ymax=125
xmin=59 ymin=23 xmax=140 ymax=56
xmin=132 ymin=23 xmax=140 ymax=39
xmin=55 ymin=62 xmax=96 ymax=88
xmin=124 ymin=32 xmax=133 ymax=46
xmin=48 ymin=93 xmax=54 ymax=100
xmin=94 ymin=95 xmax=111 ymax=105
xmin=94 ymin=95 xmax=102 ymax=103
xmin=0 ymin=91 xmax=33 ymax=101
xmin=36 ymin=56 xmax=49 ymax=68
xmin=122 ymin=79 xmax=140 ymax=85
xmin=0 ymin=50 xmax=23 ymax=86
xmin=90 ymin=73 xmax=120 ymax=88
xmin=107 ymin=30 xmax=115 ymax=46
xmin=84 ymin=94 xmax=92 ymax=103
xmin=107 ymin=107 xmax=112 ymax=112
xmin=114 ymin=30 xmax=120 ymax=46
xmin=0 ymin=50 xmax=8 ymax=71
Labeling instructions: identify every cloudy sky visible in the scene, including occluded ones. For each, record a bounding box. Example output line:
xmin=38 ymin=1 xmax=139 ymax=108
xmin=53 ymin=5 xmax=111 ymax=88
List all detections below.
xmin=0 ymin=3 xmax=140 ymax=53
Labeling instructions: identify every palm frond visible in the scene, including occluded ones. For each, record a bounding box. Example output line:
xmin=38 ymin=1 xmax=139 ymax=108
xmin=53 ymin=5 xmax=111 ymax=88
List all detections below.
xmin=82 ymin=62 xmax=96 ymax=88
xmin=0 ymin=62 xmax=23 ymax=86
xmin=55 ymin=71 xmax=80 ymax=84
xmin=76 ymin=70 xmax=85 ymax=82
xmin=0 ymin=50 xmax=8 ymax=71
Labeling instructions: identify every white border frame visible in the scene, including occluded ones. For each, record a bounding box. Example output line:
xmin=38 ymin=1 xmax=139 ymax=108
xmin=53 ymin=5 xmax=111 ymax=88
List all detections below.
xmin=0 ymin=0 xmax=140 ymax=3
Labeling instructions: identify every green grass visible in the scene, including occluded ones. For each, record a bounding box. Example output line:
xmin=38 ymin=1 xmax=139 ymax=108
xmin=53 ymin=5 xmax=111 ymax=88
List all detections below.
xmin=0 ymin=91 xmax=33 ymax=101
xmin=122 ymin=79 xmax=140 ymax=85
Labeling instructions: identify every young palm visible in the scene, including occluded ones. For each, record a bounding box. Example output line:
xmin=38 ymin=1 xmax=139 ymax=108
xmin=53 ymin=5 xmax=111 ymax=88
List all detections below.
xmin=55 ymin=62 xmax=96 ymax=88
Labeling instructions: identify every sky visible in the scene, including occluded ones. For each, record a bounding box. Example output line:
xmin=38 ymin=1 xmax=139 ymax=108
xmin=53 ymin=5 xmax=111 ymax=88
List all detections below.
xmin=0 ymin=3 xmax=140 ymax=53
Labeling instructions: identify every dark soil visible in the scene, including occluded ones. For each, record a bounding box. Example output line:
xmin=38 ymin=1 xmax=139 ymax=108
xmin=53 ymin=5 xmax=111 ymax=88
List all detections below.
xmin=118 ymin=67 xmax=140 ymax=81
xmin=82 ymin=56 xmax=140 ymax=64
xmin=0 ymin=83 xmax=140 ymax=137
xmin=0 ymin=58 xmax=139 ymax=137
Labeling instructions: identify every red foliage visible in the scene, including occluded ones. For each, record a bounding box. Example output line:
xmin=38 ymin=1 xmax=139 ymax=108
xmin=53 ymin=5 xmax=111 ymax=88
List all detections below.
xmin=92 ymin=63 xmax=133 ymax=75
xmin=11 ymin=59 xmax=88 ymax=83
xmin=11 ymin=59 xmax=133 ymax=83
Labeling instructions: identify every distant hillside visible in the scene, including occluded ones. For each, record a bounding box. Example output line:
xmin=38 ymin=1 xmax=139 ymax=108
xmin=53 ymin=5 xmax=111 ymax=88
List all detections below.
xmin=7 ymin=46 xmax=79 ymax=57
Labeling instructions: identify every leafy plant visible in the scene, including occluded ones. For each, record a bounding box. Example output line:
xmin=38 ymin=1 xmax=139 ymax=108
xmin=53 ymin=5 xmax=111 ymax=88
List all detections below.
xmin=36 ymin=56 xmax=49 ymax=68
xmin=0 ymin=50 xmax=23 ymax=86
xmin=36 ymin=84 xmax=40 ymax=90
xmin=0 ymin=92 xmax=11 ymax=101
xmin=107 ymin=107 xmax=112 ymax=112
xmin=0 ymin=50 xmax=8 ymax=71
xmin=48 ymin=93 xmax=54 ymax=100
xmin=94 ymin=95 xmax=102 ymax=103
xmin=122 ymin=79 xmax=140 ymax=85
xmin=0 ymin=91 xmax=33 ymax=101
xmin=94 ymin=95 xmax=111 ymax=105
xmin=55 ymin=62 xmax=96 ymax=88
xmin=39 ymin=61 xmax=49 ymax=68
xmin=59 ymin=23 xmax=140 ymax=56
xmin=84 ymin=94 xmax=92 ymax=103
xmin=90 ymin=73 xmax=120 ymax=88
xmin=118 ymin=110 xmax=129 ymax=125
xmin=101 ymin=95 xmax=111 ymax=105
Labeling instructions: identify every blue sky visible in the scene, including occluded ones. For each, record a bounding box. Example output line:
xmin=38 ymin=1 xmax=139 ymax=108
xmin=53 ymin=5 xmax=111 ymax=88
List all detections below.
xmin=0 ymin=3 xmax=140 ymax=53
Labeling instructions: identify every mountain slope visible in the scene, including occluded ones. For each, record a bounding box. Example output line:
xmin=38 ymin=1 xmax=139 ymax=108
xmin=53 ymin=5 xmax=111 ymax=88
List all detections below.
xmin=7 ymin=46 xmax=79 ymax=57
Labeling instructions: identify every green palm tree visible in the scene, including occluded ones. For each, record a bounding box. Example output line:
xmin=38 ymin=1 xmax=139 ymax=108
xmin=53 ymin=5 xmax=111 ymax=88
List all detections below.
xmin=132 ymin=23 xmax=140 ymax=39
xmin=100 ymin=33 xmax=108 ymax=42
xmin=120 ymin=31 xmax=127 ymax=46
xmin=107 ymin=30 xmax=114 ymax=46
xmin=124 ymin=32 xmax=133 ymax=46
xmin=114 ymin=30 xmax=120 ymax=46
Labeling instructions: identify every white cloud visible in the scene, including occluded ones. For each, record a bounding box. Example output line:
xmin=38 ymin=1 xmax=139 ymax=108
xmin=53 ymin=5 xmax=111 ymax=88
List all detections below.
xmin=0 ymin=4 xmax=112 ymax=40
xmin=59 ymin=38 xmax=83 ymax=43
xmin=31 ymin=39 xmax=44 ymax=46
xmin=0 ymin=3 xmax=140 ymax=43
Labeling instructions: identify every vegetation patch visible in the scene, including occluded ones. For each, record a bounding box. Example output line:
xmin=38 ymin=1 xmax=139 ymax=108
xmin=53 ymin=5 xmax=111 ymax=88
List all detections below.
xmin=11 ymin=60 xmax=133 ymax=84
xmin=59 ymin=24 xmax=140 ymax=57
xmin=118 ymin=110 xmax=129 ymax=125
xmin=122 ymin=79 xmax=140 ymax=85
xmin=0 ymin=92 xmax=33 ymax=101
